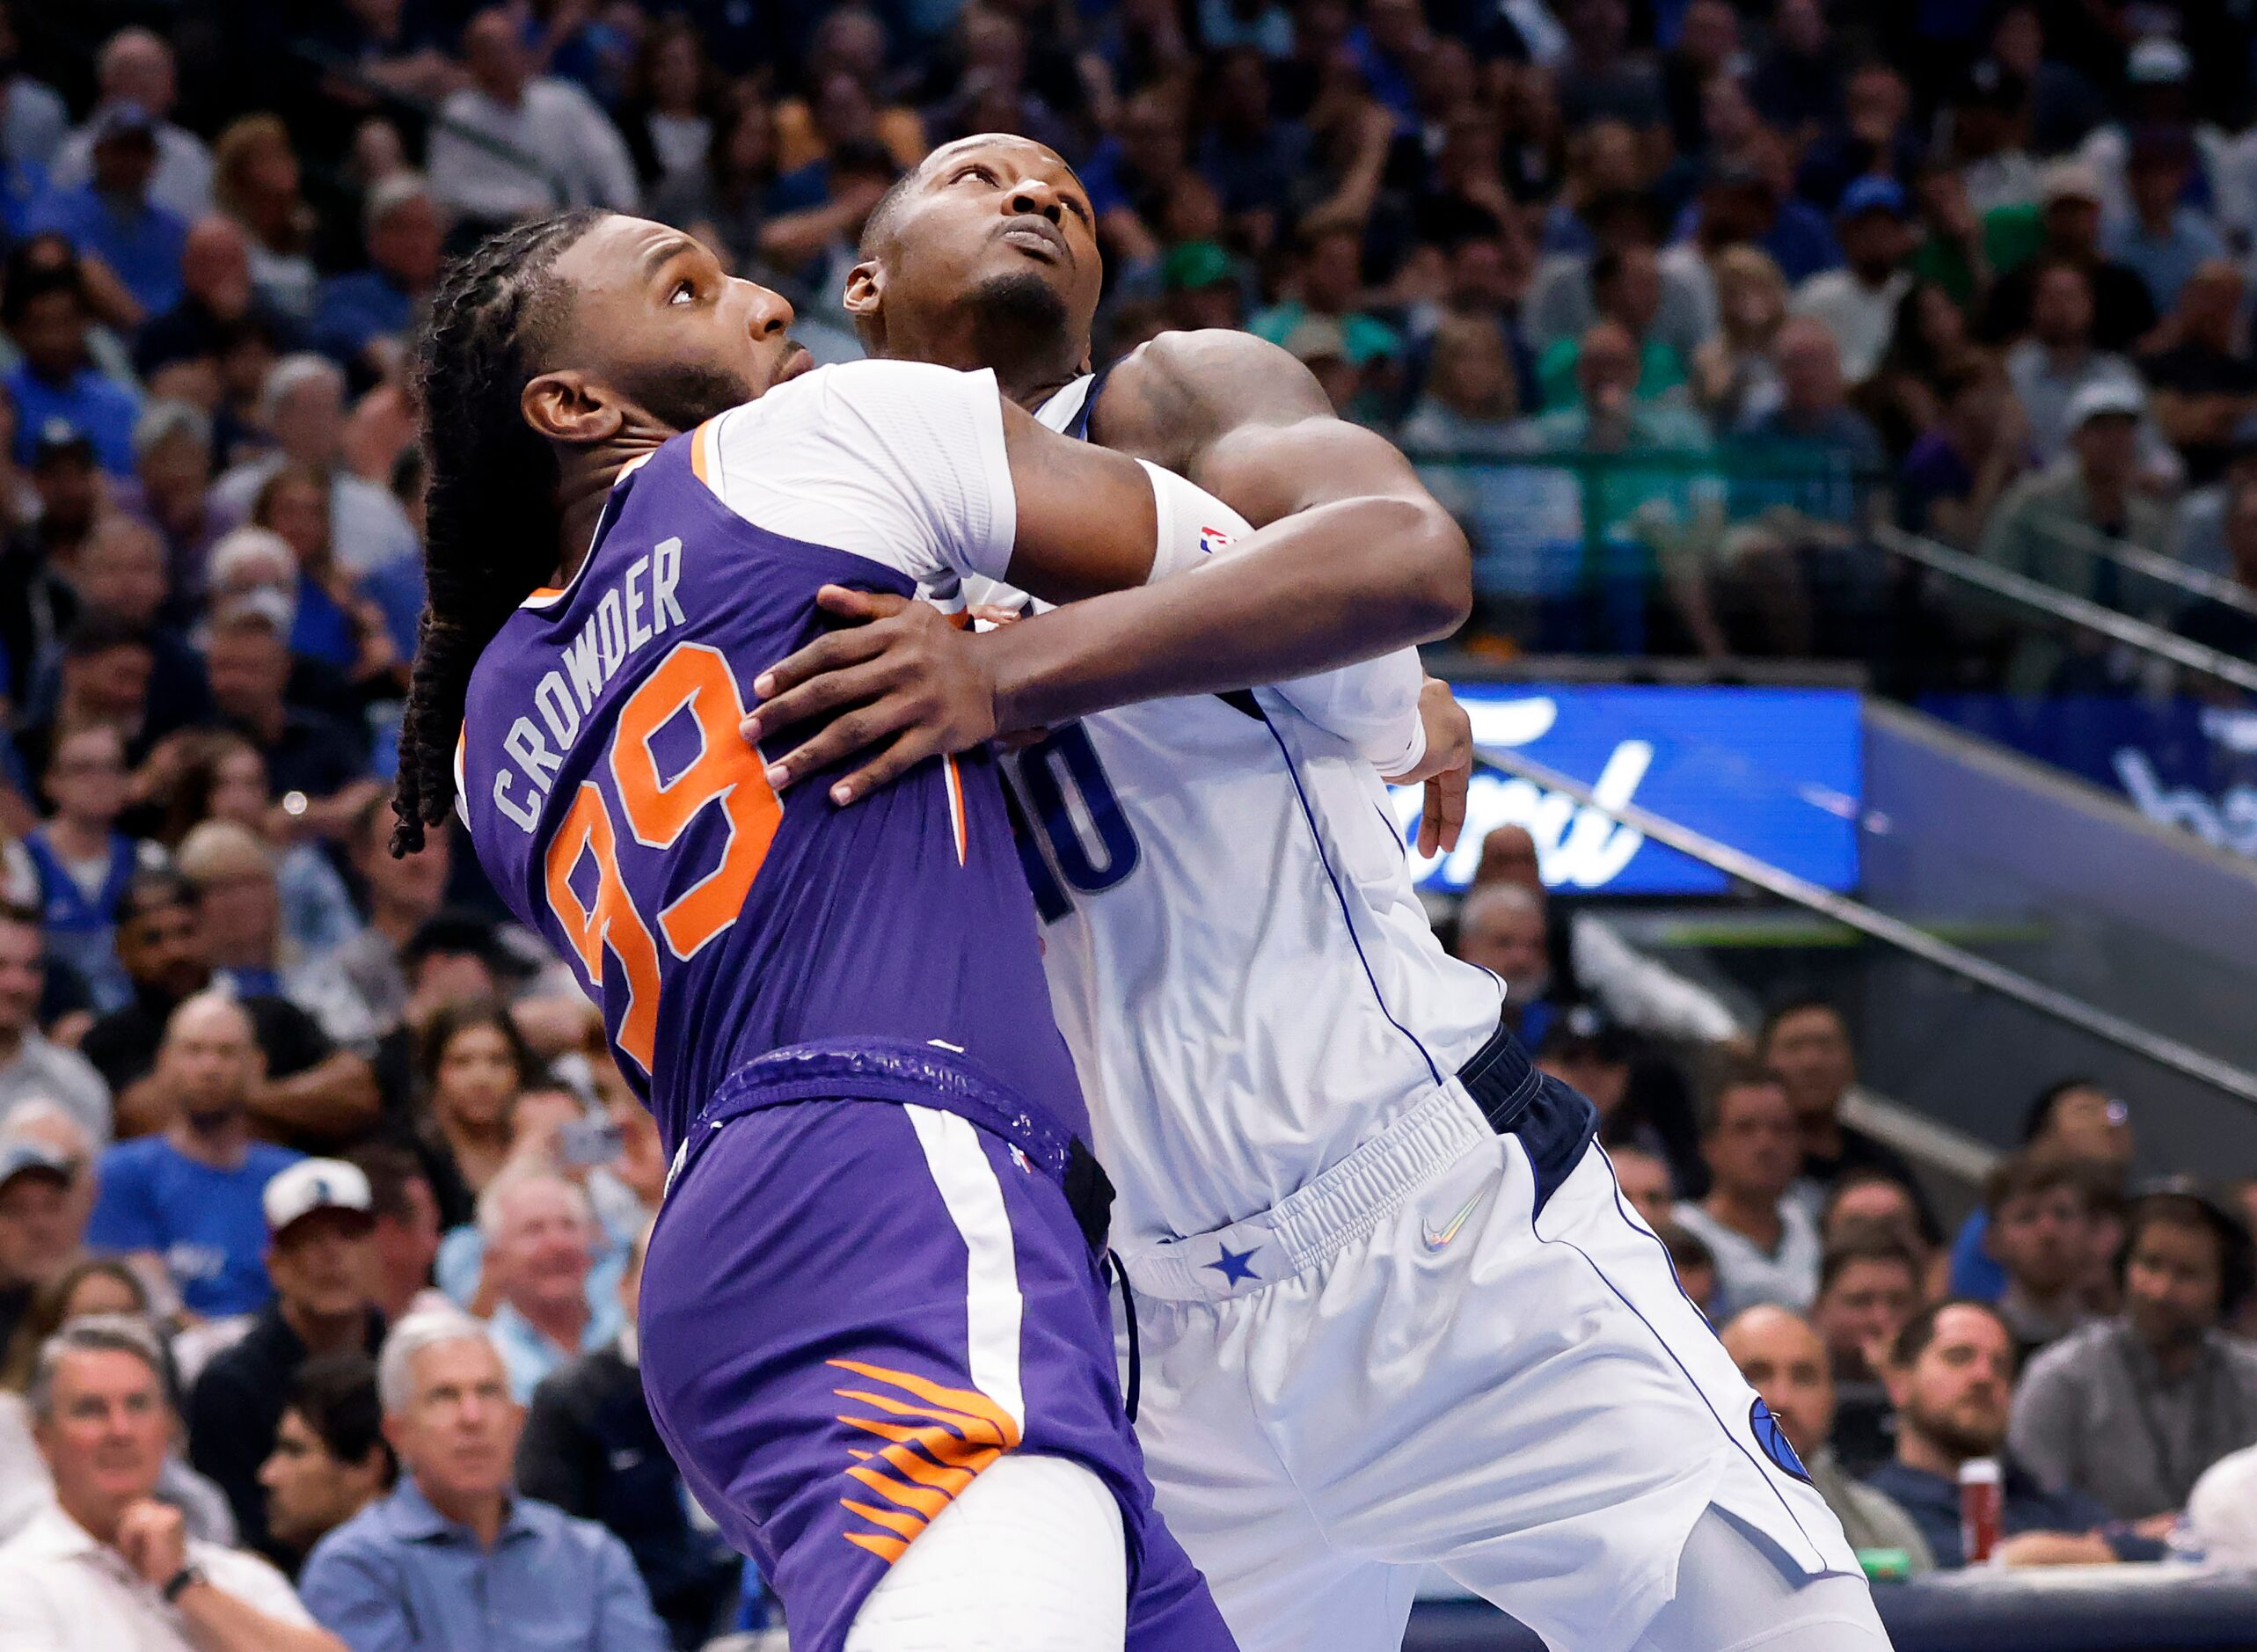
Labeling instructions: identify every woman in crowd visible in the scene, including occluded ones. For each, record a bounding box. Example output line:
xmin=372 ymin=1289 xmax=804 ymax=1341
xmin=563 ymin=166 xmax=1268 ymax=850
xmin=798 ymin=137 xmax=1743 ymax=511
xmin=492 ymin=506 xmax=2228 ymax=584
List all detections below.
xmin=1692 ymin=244 xmax=1788 ymax=428
xmin=212 ymin=115 xmax=319 ymax=322
xmin=616 ymin=16 xmax=728 ymax=192
xmin=414 ymin=998 xmax=538 ymax=1231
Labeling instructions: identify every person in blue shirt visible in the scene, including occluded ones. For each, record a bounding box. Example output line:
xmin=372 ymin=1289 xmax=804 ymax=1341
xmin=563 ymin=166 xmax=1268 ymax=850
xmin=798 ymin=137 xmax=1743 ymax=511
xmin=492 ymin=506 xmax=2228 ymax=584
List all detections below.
xmin=1947 ymin=1078 xmax=2135 ymax=1298
xmin=310 ymin=176 xmax=443 ymax=382
xmin=300 ymin=1311 xmax=667 ymax=1652
xmin=1 ymin=249 xmax=140 ymax=477
xmin=25 ymin=101 xmax=188 ymax=318
xmin=85 ymin=991 xmax=301 ymax=1317
xmin=1862 ymin=1298 xmax=2166 ymax=1568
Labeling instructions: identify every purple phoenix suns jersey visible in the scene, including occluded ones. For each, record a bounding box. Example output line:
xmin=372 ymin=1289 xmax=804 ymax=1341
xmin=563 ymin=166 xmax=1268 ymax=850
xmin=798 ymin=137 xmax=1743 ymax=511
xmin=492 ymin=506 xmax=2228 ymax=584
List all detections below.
xmin=455 ymin=362 xmax=1086 ymax=1159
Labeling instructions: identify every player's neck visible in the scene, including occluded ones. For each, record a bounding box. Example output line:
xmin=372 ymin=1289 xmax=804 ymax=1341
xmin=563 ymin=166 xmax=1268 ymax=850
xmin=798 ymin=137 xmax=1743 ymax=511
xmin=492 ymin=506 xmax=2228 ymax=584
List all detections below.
xmin=552 ymin=434 xmax=666 ymax=588
xmin=888 ymin=312 xmax=1085 ymax=412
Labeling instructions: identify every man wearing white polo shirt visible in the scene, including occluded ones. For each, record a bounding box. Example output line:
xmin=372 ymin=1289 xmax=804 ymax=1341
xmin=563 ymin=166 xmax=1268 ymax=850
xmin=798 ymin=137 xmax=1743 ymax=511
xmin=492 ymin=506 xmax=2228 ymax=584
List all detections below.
xmin=0 ymin=1315 xmax=345 ymax=1650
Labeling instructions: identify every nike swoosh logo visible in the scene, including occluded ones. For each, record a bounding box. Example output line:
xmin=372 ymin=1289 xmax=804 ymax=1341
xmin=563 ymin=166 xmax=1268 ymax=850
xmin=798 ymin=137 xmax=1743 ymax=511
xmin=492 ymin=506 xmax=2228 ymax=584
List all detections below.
xmin=1421 ymin=1189 xmax=1485 ymax=1252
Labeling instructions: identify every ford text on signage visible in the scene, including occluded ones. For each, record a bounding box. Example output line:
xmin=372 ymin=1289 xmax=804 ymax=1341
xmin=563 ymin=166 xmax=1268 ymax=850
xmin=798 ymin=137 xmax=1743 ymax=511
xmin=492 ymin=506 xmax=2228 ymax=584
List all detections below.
xmin=1391 ymin=683 xmax=1864 ymax=895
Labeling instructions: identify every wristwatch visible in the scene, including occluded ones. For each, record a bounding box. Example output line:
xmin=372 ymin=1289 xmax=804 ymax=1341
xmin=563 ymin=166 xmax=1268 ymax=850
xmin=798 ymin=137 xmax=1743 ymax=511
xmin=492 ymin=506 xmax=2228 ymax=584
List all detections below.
xmin=162 ymin=1564 xmax=206 ymax=1604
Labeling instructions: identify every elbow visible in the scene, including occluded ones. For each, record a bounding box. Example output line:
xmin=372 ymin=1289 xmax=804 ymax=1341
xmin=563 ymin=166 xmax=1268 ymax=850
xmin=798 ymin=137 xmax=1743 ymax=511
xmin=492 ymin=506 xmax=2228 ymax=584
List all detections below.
xmin=1395 ymin=501 xmax=1473 ymax=640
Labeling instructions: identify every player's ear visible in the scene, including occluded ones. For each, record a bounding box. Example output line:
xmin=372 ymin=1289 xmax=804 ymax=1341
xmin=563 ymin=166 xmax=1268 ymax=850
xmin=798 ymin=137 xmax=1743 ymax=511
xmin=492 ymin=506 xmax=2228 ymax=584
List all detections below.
xmin=843 ymin=258 xmax=884 ymax=335
xmin=522 ymin=369 xmax=625 ymax=446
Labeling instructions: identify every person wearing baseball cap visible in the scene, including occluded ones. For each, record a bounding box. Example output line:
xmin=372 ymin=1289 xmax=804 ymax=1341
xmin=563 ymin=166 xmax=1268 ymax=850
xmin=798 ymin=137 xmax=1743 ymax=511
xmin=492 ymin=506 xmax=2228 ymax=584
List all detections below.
xmin=0 ymin=1137 xmax=80 ymax=1352
xmin=23 ymin=99 xmax=189 ymax=319
xmin=1982 ymin=365 xmax=2175 ymax=691
xmin=1790 ymin=176 xmax=1915 ymax=381
xmin=1983 ymin=157 xmax=2158 ymax=351
xmin=186 ymin=1159 xmax=383 ymax=1560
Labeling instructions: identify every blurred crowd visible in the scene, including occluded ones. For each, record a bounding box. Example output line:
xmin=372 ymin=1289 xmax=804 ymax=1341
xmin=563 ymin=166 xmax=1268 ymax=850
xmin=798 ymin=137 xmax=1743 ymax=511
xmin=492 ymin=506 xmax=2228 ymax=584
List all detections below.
xmin=0 ymin=0 xmax=2248 ymax=1647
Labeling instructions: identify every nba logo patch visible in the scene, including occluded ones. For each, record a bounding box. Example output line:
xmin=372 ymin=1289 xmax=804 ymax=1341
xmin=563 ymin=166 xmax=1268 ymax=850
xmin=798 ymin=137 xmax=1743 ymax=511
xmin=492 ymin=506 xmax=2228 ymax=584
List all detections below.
xmin=1749 ymin=1397 xmax=1813 ymax=1484
xmin=1197 ymin=525 xmax=1234 ymax=555
xmin=1008 ymin=1144 xmax=1033 ymax=1174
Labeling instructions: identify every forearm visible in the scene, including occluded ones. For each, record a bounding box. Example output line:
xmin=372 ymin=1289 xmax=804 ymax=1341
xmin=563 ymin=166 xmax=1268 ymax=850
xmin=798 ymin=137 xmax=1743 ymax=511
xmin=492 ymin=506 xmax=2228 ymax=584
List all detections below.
xmin=178 ymin=1582 xmax=347 ymax=1652
xmin=989 ymin=496 xmax=1465 ymax=733
xmin=251 ymin=1055 xmax=380 ymax=1143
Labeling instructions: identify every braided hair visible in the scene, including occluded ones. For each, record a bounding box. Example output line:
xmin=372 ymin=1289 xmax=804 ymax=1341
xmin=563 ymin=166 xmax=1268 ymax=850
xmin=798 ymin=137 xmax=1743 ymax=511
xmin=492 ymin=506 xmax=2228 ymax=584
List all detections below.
xmin=391 ymin=210 xmax=606 ymax=857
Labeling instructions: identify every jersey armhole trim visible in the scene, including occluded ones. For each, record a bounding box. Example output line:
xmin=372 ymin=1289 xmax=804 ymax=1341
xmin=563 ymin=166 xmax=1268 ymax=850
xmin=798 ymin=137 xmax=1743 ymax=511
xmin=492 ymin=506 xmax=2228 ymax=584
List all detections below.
xmin=452 ymin=727 xmax=470 ymax=828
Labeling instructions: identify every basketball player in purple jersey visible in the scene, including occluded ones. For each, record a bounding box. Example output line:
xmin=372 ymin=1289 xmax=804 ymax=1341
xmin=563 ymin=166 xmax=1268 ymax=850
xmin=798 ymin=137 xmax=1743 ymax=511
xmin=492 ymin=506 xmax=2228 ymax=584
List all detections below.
xmin=389 ymin=212 xmax=1470 ymax=1652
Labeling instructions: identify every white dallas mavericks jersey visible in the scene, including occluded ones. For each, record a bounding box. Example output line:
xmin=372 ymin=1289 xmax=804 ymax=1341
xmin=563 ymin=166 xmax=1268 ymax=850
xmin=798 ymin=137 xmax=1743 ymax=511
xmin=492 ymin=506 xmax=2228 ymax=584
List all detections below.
xmin=978 ymin=375 xmax=1504 ymax=1245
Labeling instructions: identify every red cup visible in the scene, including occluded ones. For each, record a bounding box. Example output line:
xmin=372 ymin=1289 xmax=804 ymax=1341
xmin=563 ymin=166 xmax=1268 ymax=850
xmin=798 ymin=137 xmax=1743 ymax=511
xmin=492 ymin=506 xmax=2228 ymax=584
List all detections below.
xmin=1960 ymin=1458 xmax=2004 ymax=1564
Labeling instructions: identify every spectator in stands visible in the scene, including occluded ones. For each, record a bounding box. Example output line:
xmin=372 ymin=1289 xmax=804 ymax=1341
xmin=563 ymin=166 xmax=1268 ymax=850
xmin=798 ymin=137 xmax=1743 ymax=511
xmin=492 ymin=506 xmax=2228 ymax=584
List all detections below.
xmin=294 ymin=797 xmax=449 ymax=1048
xmin=2181 ymin=478 xmax=2257 ymax=666
xmin=1720 ymin=1304 xmax=1933 ymax=1572
xmin=1820 ymin=1172 xmax=1932 ymax=1265
xmin=475 ymin=1172 xmax=617 ymax=1403
xmin=1950 ymin=1078 xmax=2133 ymax=1299
xmin=204 ymin=604 xmax=377 ymax=830
xmin=1737 ymin=316 xmax=1886 ymax=477
xmin=3 ymin=259 xmax=140 ymax=479
xmin=1690 ymin=244 xmax=1789 ymax=430
xmin=1792 ymin=179 xmax=1917 ymax=383
xmin=298 ymin=1312 xmax=666 ymax=1649
xmin=2003 ymin=261 xmax=2151 ymax=465
xmin=1674 ymin=1067 xmax=1820 ymax=1317
xmin=1983 ymin=161 xmax=2155 ymax=355
xmin=348 ymin=1145 xmax=445 ymax=1327
xmin=134 ymin=217 xmax=285 ymax=382
xmin=211 ymin=353 xmax=418 ymax=581
xmin=48 ymin=29 xmax=213 ymax=223
xmin=1865 ymin=1298 xmax=2162 ymax=1567
xmin=259 ymin=1356 xmax=392 ymax=1571
xmin=427 ymin=8 xmax=639 ymax=233
xmin=1251 ymin=226 xmax=1403 ymax=388
xmin=210 ymin=116 xmax=318 ymax=325
xmin=84 ymin=874 xmax=377 ymax=1146
xmin=1451 ymin=882 xmax=1556 ymax=1047
xmin=27 ymin=723 xmax=164 ymax=1013
xmin=1757 ymin=998 xmax=1929 ymax=1227
xmin=1900 ymin=361 xmax=2031 ymax=548
xmin=190 ymin=1159 xmax=385 ymax=1554
xmin=519 ymin=1224 xmax=736 ymax=1648
xmin=0 ymin=904 xmax=110 ymax=1143
xmin=2140 ymin=260 xmax=2257 ymax=489
xmin=310 ymin=177 xmax=443 ymax=380
xmin=175 ymin=821 xmax=368 ymax=1050
xmin=0 ymin=1138 xmax=80 ymax=1353
xmin=1536 ymin=242 xmax=1687 ymax=410
xmin=2009 ymin=1188 xmax=2257 ymax=1522
xmin=1812 ymin=1231 xmax=1925 ymax=1475
xmin=0 ymin=1259 xmax=235 ymax=1544
xmin=27 ymin=102 xmax=187 ymax=322
xmin=0 ymin=1317 xmax=343 ymax=1648
xmin=85 ymin=992 xmax=302 ymax=1319
xmin=414 ymin=1001 xmax=537 ymax=1231
xmin=124 ymin=399 xmax=224 ymax=602
xmin=1606 ymin=1143 xmax=1676 ymax=1232
xmin=1983 ymin=1150 xmax=2102 ymax=1356
xmin=2106 ymin=128 xmax=2224 ymax=317
xmin=1980 ymin=381 xmax=2175 ymax=691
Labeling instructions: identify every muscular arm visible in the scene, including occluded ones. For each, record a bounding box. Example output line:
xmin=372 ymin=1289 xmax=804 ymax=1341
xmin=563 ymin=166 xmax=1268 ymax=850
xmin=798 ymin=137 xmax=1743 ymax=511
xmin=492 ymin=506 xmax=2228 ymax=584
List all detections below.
xmin=249 ymin=1051 xmax=381 ymax=1146
xmin=751 ymin=343 xmax=1470 ymax=798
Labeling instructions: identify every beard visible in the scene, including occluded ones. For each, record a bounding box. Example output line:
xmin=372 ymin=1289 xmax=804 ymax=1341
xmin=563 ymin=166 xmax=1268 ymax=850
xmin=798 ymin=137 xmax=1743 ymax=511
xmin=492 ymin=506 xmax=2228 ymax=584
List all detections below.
xmin=1909 ymin=1394 xmax=2005 ymax=1462
xmin=964 ymin=267 xmax=1076 ymax=361
xmin=617 ymin=357 xmax=760 ymax=435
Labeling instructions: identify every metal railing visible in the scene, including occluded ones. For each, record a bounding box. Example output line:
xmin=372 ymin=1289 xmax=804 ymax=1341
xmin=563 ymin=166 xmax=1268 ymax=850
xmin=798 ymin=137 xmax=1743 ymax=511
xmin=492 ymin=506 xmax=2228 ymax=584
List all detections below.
xmin=1871 ymin=523 xmax=2257 ymax=696
xmin=1474 ymin=741 xmax=2257 ymax=1116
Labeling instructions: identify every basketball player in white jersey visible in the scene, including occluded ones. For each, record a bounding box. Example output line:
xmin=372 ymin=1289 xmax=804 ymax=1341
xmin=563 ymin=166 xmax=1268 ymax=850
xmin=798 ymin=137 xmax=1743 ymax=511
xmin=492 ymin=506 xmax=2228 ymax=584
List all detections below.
xmin=747 ymin=137 xmax=1890 ymax=1652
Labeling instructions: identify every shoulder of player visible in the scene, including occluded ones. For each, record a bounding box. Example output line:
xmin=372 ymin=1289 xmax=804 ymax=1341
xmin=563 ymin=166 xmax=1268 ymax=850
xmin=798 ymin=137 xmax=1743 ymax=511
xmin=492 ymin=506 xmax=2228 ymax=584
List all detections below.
xmin=707 ymin=359 xmax=992 ymax=458
xmin=1092 ymin=329 xmax=1328 ymax=464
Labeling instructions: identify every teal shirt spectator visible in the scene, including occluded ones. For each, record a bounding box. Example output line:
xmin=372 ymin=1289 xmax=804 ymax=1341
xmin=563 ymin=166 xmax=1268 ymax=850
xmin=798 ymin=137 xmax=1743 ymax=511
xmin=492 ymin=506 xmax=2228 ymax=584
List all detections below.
xmin=85 ymin=1135 xmax=303 ymax=1316
xmin=1535 ymin=333 xmax=1690 ymax=412
xmin=1248 ymin=299 xmax=1401 ymax=367
xmin=300 ymin=1480 xmax=668 ymax=1652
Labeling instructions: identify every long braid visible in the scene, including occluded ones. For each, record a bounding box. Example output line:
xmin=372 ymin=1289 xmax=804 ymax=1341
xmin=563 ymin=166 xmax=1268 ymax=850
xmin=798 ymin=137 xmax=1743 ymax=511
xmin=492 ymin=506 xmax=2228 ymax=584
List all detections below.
xmin=391 ymin=210 xmax=607 ymax=857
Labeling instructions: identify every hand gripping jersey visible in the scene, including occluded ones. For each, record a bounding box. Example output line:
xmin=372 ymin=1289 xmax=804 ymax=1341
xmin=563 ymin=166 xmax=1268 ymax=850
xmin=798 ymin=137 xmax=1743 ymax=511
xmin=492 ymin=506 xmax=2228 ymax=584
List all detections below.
xmin=457 ymin=361 xmax=1087 ymax=1159
xmin=975 ymin=375 xmax=1508 ymax=1245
